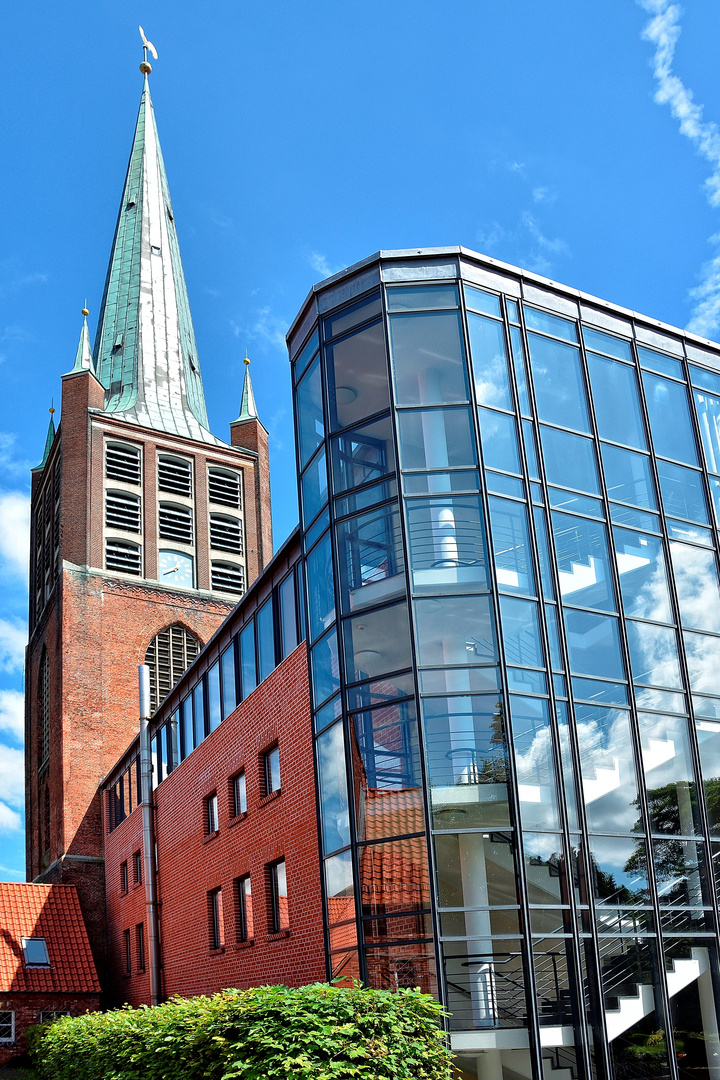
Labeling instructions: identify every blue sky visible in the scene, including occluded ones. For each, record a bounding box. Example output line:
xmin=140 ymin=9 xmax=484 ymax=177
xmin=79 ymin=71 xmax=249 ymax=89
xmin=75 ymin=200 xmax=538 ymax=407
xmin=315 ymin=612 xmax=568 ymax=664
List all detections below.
xmin=1 ymin=0 xmax=720 ymax=877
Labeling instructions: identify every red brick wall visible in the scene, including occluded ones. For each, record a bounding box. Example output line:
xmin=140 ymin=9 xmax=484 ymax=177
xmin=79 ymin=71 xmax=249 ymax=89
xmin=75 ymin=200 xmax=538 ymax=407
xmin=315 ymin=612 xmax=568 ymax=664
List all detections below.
xmin=103 ymin=645 xmax=325 ymax=1006
xmin=0 ymin=992 xmax=100 ymax=1065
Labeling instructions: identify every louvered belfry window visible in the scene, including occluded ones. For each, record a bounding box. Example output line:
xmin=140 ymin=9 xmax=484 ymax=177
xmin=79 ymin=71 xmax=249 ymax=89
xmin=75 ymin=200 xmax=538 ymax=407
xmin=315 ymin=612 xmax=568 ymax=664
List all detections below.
xmin=145 ymin=625 xmax=201 ymax=714
xmin=209 ymin=514 xmax=243 ymax=553
xmin=105 ymin=538 xmax=142 ymax=575
xmin=105 ymin=491 xmax=141 ymax=532
xmin=211 ymin=562 xmax=245 ymax=596
xmin=158 ymin=456 xmax=192 ymax=497
xmin=158 ymin=504 xmax=193 ymax=544
xmin=208 ymin=468 xmax=241 ymax=508
xmin=106 ymin=443 xmax=141 ymax=484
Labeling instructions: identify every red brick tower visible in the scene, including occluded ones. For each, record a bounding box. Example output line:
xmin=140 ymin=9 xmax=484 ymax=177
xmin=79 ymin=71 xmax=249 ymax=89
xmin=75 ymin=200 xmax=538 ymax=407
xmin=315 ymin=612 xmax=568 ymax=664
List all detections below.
xmin=24 ymin=70 xmax=271 ymax=978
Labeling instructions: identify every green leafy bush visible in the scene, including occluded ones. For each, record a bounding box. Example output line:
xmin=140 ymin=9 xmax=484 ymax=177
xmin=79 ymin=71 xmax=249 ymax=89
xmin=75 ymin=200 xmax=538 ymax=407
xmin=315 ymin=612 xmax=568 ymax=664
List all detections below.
xmin=26 ymin=983 xmax=452 ymax=1080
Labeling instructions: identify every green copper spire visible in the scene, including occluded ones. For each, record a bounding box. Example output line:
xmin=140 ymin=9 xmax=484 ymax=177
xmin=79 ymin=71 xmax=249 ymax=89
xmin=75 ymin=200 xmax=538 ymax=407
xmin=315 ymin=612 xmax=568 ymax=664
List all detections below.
xmin=38 ymin=410 xmax=56 ymax=469
xmin=93 ymin=75 xmax=221 ymax=445
xmin=67 ymin=310 xmax=94 ymax=375
xmin=235 ymin=358 xmax=259 ymax=422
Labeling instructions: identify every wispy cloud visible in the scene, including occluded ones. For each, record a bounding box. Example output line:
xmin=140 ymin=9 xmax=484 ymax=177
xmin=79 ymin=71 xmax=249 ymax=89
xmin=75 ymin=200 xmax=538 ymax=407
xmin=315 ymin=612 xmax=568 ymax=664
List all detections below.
xmin=0 ymin=743 xmax=24 ymax=825
xmin=0 ymin=266 xmax=48 ymax=299
xmin=306 ymin=251 xmax=344 ymax=280
xmin=231 ymin=308 xmax=288 ymax=353
xmin=0 ymin=432 xmax=34 ymax=479
xmin=0 ymin=618 xmax=27 ymax=674
xmin=639 ymin=0 xmax=720 ymax=336
xmin=532 ymin=186 xmax=557 ymax=204
xmin=0 ymin=493 xmax=30 ymax=580
xmin=477 ymin=212 xmax=570 ymax=275
xmin=0 ymin=690 xmax=24 ymax=742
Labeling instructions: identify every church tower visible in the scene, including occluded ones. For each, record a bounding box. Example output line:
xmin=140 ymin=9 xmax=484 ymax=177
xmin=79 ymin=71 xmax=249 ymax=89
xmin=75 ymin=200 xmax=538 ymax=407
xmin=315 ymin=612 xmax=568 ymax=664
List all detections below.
xmin=25 ymin=66 xmax=272 ymax=975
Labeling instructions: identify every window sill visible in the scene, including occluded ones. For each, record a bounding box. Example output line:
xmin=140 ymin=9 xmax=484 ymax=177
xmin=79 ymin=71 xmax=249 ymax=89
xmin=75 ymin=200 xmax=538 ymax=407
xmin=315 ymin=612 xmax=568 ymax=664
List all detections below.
xmin=120 ymin=889 xmax=128 ymax=897
xmin=209 ymin=946 xmax=226 ymax=956
xmin=230 ymin=939 xmax=255 ymax=951
xmin=132 ymin=881 xmax=143 ymax=890
xmin=203 ymin=830 xmax=220 ymax=845
xmin=265 ymin=929 xmax=291 ymax=942
xmin=228 ymin=811 xmax=248 ymax=828
xmin=259 ymin=789 xmax=281 ymax=808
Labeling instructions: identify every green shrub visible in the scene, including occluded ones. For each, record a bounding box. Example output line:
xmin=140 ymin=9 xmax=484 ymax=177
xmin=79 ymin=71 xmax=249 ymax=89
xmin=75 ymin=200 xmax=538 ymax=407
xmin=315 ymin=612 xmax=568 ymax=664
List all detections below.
xmin=26 ymin=983 xmax=452 ymax=1080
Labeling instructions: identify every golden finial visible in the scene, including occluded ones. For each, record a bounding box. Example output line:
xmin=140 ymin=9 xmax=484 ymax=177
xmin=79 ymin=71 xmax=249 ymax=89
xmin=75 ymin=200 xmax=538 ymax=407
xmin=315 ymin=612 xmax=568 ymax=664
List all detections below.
xmin=139 ymin=26 xmax=158 ymax=75
xmin=244 ymin=350 xmax=250 ymax=366
xmin=82 ymin=300 xmax=89 ymax=318
xmin=49 ymin=399 xmax=55 ymax=416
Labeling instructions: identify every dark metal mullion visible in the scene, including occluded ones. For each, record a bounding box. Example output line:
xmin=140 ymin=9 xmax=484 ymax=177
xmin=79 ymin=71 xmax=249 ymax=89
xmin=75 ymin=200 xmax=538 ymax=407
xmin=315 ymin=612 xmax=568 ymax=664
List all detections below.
xmin=462 ymin=284 xmax=545 ymax=1078
xmin=380 ymin=283 xmax=444 ymax=1011
xmin=518 ymin=303 xmax=611 ymax=1080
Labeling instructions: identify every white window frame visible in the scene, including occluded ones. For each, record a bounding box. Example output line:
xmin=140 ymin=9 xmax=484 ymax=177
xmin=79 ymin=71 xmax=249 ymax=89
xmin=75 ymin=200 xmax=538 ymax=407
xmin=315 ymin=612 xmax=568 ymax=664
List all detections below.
xmin=0 ymin=1010 xmax=14 ymax=1043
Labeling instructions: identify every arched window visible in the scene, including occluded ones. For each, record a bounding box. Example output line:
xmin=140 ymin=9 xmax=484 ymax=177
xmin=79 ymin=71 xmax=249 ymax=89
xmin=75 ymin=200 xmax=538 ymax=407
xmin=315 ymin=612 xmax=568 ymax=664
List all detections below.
xmin=39 ymin=649 xmax=50 ymax=770
xmin=144 ymin=624 xmax=201 ymax=714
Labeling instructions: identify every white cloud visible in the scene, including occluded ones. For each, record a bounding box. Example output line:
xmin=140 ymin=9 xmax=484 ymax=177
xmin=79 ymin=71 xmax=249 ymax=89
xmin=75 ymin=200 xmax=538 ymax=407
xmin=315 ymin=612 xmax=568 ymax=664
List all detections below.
xmin=0 ymin=492 xmax=30 ymax=579
xmin=307 ymin=251 xmax=344 ymax=280
xmin=0 ymin=743 xmax=24 ymax=809
xmin=0 ymin=803 xmax=22 ymax=832
xmin=0 ymin=619 xmax=27 ymax=673
xmin=0 ymin=690 xmax=23 ymax=742
xmin=0 ymin=432 xmax=33 ymax=479
xmin=639 ymin=0 xmax=720 ymax=335
xmin=477 ymin=221 xmax=507 ymax=251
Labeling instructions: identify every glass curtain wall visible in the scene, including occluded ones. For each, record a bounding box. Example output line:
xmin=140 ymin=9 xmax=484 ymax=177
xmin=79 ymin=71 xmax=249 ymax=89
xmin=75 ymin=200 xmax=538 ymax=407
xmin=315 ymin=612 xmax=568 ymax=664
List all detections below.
xmin=291 ymin=260 xmax=720 ymax=1080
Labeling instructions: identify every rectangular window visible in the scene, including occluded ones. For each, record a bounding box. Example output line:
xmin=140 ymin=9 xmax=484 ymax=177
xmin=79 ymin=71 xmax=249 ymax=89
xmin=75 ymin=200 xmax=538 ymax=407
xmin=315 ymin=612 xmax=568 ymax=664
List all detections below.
xmin=120 ymin=861 xmax=128 ymax=893
xmin=193 ymin=681 xmax=206 ymax=747
xmin=180 ymin=694 xmax=193 ymax=759
xmin=269 ymin=859 xmax=289 ymax=933
xmin=236 ymin=875 xmax=253 ymax=942
xmin=221 ymin=642 xmax=238 ymax=718
xmin=232 ymin=772 xmax=247 ymax=817
xmin=280 ymin=572 xmax=298 ymax=657
xmin=0 ymin=1011 xmax=13 ymax=1043
xmin=123 ymin=928 xmax=131 ymax=974
xmin=22 ymin=937 xmax=50 ymax=967
xmin=240 ymin=622 xmax=257 ymax=698
xmin=136 ymin=923 xmax=145 ymax=972
xmin=257 ymin=598 xmax=276 ymax=681
xmin=264 ymin=746 xmax=281 ymax=795
xmin=133 ymin=850 xmax=142 ymax=885
xmin=206 ymin=792 xmax=219 ymax=834
xmin=208 ymin=661 xmax=221 ymax=732
xmin=208 ymin=888 xmax=223 ymax=949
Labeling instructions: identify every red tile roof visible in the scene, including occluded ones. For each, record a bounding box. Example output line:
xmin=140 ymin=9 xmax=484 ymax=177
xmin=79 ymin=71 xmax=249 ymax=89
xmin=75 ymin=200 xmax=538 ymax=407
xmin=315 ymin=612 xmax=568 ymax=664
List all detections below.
xmin=0 ymin=883 xmax=100 ymax=994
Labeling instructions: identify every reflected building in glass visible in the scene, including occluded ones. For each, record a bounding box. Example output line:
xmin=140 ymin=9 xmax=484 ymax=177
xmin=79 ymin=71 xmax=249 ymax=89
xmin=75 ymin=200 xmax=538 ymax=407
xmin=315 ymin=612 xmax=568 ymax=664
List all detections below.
xmin=288 ymin=248 xmax=720 ymax=1080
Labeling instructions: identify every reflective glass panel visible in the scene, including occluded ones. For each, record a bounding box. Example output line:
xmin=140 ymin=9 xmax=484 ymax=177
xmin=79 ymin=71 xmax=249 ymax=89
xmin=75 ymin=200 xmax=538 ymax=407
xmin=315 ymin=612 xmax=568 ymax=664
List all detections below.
xmin=582 ymin=326 xmax=633 ymax=362
xmin=343 ymin=602 xmax=413 ymax=682
xmin=574 ymin=703 xmax=640 ymax=833
xmin=587 ymin=352 xmax=647 ymax=449
xmin=523 ymin=833 xmax=565 ymax=905
xmin=464 ymin=284 xmax=501 ymax=318
xmin=524 ymin=307 xmax=578 ymax=343
xmin=600 ymin=443 xmax=657 ymax=509
xmin=397 ymin=407 xmax=477 ymax=471
xmin=414 ymin=594 xmax=496 ymax=667
xmin=331 ymin=414 xmax=396 ymax=493
xmin=563 ymin=609 xmax=625 ymax=679
xmin=667 ymin=521 xmax=714 ymax=546
xmin=351 ymin=698 xmax=422 ymax=803
xmin=221 ymin=643 xmax=237 ymax=719
xmin=207 ymin=661 xmax=221 ymax=732
xmin=434 ymin=832 xmax=518 ymax=913
xmin=280 ymin=572 xmax=298 ymax=656
xmin=709 ymin=478 xmax=720 ymax=529
xmin=468 ymin=313 xmax=512 ymax=409
xmin=609 ymin=503 xmax=661 ymax=531
xmin=421 ymin=694 xmax=510 ymax=829
xmin=527 ymin=333 xmax=589 ymax=431
xmin=637 ymin=711 xmax=700 ymax=836
xmin=587 ymin=835 xmax=649 ymax=905
xmin=314 ymin=694 xmax=342 ymax=734
xmin=488 ymin=497 xmax=535 ymax=595
xmin=572 ymin=677 xmax=628 ymax=705
xmin=522 ymin=420 xmax=539 ymax=479
xmin=300 ymin=447 xmax=328 ymax=525
xmin=509 ymin=326 xmax=531 ymax=415
xmin=296 ymin=355 xmax=324 ymax=468
xmin=335 ymin=477 xmax=398 ymax=517
xmin=670 ymin=542 xmax=720 ymax=632
xmin=389 ymin=311 xmax=469 ymax=405
xmin=545 ymin=604 xmax=563 ymax=669
xmin=613 ymin=527 xmax=673 ymax=622
xmin=638 ymin=345 xmax=683 ymax=379
xmin=684 ymin=632 xmax=720 ymax=697
xmin=180 ymin=695 xmax=192 ymax=758
xmin=540 ymin=427 xmax=599 ymax=494
xmin=547 ymin=488 xmax=604 ymax=518
xmin=690 ymin=364 xmax=720 ymax=394
xmin=324 ymin=292 xmax=382 ymax=340
xmin=192 ymin=681 xmax=205 ymax=746
xmin=478 ymin=408 xmax=520 ymax=473
xmin=257 ymin=599 xmax=275 ymax=682
xmin=693 ymin=390 xmax=720 ymax=475
xmin=419 ymin=665 xmax=501 ymax=694
xmin=387 ymin=284 xmax=458 ymax=311
xmin=405 ymin=495 xmax=488 ymax=594
xmin=402 ymin=470 xmax=479 ymax=494
xmin=337 ymin=503 xmax=404 ymax=613
xmin=499 ymin=596 xmax=544 ymax=669
xmin=696 ymin=720 xmax=720 ymax=834
xmin=325 ymin=850 xmax=356 ymax=924
xmin=311 ymin=628 xmax=340 ymax=707
xmin=551 ymin=512 xmax=615 ymax=611
xmin=317 ymin=721 xmax=351 ymax=854
xmin=626 ymin=621 xmax=682 ymax=689
xmin=533 ymin=506 xmax=555 ymax=599
xmin=358 ymin=837 xmax=431 ymax=916
xmin=657 ymin=460 xmax=709 ymax=524
xmin=306 ymin=532 xmax=335 ymax=641
xmin=326 ymin=319 xmax=389 ymax=431
xmin=486 ymin=473 xmax=524 ymax=498
xmin=506 ymin=297 xmax=520 ymax=323
xmin=642 ymin=371 xmax=699 ymax=465
xmin=509 ymin=695 xmax=560 ymax=830
xmin=292 ymin=328 xmax=318 ymax=382
xmin=555 ymin=701 xmax=579 ymax=829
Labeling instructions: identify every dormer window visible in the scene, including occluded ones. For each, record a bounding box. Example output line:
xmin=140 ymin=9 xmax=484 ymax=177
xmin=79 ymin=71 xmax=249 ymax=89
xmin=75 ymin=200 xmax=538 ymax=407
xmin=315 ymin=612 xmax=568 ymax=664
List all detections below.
xmin=22 ymin=936 xmax=50 ymax=967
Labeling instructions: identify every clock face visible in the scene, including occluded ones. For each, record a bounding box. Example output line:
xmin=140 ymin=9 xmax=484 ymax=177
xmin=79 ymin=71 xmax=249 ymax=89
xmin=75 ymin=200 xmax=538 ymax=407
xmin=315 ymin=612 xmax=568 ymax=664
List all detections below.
xmin=158 ymin=550 xmax=194 ymax=589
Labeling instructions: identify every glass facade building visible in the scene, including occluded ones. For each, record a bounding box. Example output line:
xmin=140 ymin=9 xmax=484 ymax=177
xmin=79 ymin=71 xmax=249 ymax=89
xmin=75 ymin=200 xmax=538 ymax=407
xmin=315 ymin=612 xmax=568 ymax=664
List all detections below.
xmin=288 ymin=248 xmax=720 ymax=1080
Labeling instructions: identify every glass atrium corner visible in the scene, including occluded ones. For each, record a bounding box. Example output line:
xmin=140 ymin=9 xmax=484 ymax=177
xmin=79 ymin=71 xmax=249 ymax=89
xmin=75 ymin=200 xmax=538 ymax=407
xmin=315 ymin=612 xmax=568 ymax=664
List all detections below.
xmin=289 ymin=248 xmax=720 ymax=1080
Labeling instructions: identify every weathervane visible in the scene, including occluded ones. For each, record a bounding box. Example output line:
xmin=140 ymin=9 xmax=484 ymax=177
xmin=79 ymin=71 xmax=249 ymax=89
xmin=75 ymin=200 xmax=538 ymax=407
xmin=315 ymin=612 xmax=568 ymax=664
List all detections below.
xmin=139 ymin=26 xmax=158 ymax=75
